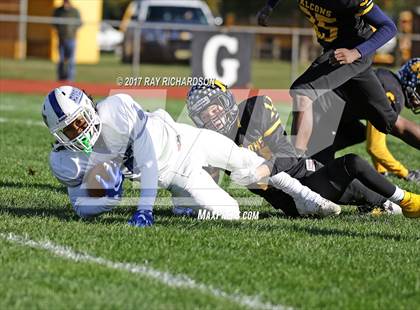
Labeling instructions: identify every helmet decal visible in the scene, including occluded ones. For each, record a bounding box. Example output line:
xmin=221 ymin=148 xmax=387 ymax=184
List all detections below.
xmin=48 ymin=90 xmax=65 ymax=119
xmin=69 ymin=87 xmax=83 ymax=104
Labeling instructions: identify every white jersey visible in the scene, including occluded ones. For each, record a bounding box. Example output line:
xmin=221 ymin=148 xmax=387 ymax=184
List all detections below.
xmin=97 ymin=94 xmax=180 ymax=175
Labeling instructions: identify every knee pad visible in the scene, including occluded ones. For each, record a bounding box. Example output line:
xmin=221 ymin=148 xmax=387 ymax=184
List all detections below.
xmin=343 ymin=154 xmax=368 ymax=177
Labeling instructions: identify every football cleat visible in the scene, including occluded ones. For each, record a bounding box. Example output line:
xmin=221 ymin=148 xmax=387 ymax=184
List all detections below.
xmin=382 ymin=200 xmax=403 ymax=214
xmin=313 ymin=197 xmax=342 ymax=218
xmin=294 ymin=195 xmax=341 ymax=218
xmin=359 ymin=200 xmax=402 ymax=215
xmin=407 ymin=170 xmax=420 ymax=183
xmin=399 ymin=191 xmax=420 ymax=218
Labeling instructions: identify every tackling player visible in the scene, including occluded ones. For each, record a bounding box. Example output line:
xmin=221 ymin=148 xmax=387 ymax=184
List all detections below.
xmin=186 ymin=82 xmax=420 ymax=217
xmin=42 ymin=86 xmax=341 ymax=227
xmin=310 ymin=58 xmax=420 ymax=182
xmin=256 ymin=0 xmax=412 ymax=156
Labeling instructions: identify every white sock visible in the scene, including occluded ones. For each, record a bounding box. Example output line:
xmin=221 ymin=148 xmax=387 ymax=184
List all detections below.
xmin=270 ymin=172 xmax=318 ymax=201
xmin=389 ymin=186 xmax=405 ymax=203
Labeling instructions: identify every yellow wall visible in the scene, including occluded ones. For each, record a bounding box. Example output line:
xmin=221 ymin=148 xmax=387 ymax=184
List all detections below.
xmin=28 ymin=0 xmax=55 ymax=58
xmin=0 ymin=0 xmax=21 ymax=58
xmin=1 ymin=0 xmax=102 ymax=62
xmin=51 ymin=0 xmax=102 ymax=64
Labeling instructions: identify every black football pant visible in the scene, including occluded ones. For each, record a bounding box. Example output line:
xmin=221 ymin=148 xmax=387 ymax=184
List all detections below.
xmin=252 ymin=154 xmax=394 ymax=216
xmin=312 ymin=119 xmax=367 ymax=164
xmin=290 ymin=50 xmax=397 ymax=135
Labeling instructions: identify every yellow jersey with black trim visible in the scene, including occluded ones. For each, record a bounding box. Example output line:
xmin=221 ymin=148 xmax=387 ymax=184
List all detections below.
xmin=298 ymin=0 xmax=374 ymax=50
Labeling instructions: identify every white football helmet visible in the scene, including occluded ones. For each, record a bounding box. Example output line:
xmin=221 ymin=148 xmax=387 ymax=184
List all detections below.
xmin=42 ymin=86 xmax=101 ymax=153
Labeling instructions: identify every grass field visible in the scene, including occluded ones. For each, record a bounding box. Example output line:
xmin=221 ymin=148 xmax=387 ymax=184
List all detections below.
xmin=0 ymin=54 xmax=309 ymax=89
xmin=0 ymin=92 xmax=419 ymax=309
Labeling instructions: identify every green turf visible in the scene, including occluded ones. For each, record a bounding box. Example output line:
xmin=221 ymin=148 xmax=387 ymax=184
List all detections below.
xmin=0 ymin=93 xmax=419 ymax=309
xmin=0 ymin=54 xmax=307 ymax=89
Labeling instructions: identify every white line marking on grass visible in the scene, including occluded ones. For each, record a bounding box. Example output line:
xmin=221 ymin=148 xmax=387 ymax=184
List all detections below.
xmin=1 ymin=232 xmax=291 ymax=310
xmin=0 ymin=117 xmax=44 ymax=127
xmin=0 ymin=105 xmax=17 ymax=111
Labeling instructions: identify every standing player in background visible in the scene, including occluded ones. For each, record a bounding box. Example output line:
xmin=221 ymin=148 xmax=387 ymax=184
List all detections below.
xmin=186 ymin=82 xmax=420 ymax=217
xmin=42 ymin=86 xmax=341 ymax=227
xmin=53 ymin=0 xmax=82 ymax=81
xmin=256 ymin=0 xmax=416 ymax=156
xmin=310 ymin=58 xmax=420 ymax=182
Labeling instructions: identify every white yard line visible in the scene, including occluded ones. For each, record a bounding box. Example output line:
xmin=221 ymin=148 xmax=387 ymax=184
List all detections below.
xmin=0 ymin=232 xmax=291 ymax=310
xmin=0 ymin=117 xmax=44 ymax=127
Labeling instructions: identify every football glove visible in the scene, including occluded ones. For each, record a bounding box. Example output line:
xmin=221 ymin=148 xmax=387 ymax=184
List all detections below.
xmin=128 ymin=210 xmax=154 ymax=227
xmin=95 ymin=162 xmax=124 ymax=198
xmin=407 ymin=170 xmax=420 ymax=183
xmin=257 ymin=5 xmax=273 ymax=27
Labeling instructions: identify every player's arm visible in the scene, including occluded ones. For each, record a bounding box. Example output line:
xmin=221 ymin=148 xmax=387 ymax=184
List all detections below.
xmin=355 ymin=3 xmax=397 ymax=57
xmin=49 ymin=150 xmax=122 ymax=218
xmin=366 ymin=121 xmax=409 ymax=179
xmin=257 ymin=0 xmax=282 ymax=26
xmin=128 ymin=126 xmax=159 ymax=227
xmin=52 ymin=8 xmax=59 ymax=29
xmin=251 ymin=96 xmax=298 ymax=175
xmin=335 ymin=2 xmax=397 ymax=64
xmin=74 ymin=9 xmax=82 ymax=29
xmin=68 ymin=184 xmax=121 ymax=218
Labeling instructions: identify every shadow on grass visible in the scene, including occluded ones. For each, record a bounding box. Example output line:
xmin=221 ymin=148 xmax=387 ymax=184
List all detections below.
xmin=278 ymin=222 xmax=414 ymax=242
xmin=0 ymin=204 xmax=176 ymax=224
xmin=2 ymin=192 xmax=412 ymax=242
xmin=0 ymin=181 xmax=67 ymax=194
xmin=0 ymin=206 xmax=76 ymax=221
xmin=156 ymin=211 xmax=417 ymax=242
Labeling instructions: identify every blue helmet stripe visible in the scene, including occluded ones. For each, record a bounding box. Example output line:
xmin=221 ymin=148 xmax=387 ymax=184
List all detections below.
xmin=48 ymin=90 xmax=65 ymax=119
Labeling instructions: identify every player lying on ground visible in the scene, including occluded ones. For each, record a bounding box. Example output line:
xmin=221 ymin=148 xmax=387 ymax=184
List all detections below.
xmin=186 ymin=82 xmax=420 ymax=217
xmin=257 ymin=1 xmax=420 ymax=155
xmin=310 ymin=58 xmax=420 ymax=183
xmin=42 ymin=86 xmax=341 ymax=227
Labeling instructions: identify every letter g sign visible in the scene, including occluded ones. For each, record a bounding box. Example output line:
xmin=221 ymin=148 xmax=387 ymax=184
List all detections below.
xmin=203 ymin=35 xmax=240 ymax=87
xmin=192 ymin=32 xmax=253 ymax=88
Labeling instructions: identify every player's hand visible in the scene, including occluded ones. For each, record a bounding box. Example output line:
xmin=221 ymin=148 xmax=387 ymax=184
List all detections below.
xmin=95 ymin=162 xmax=124 ymax=198
xmin=334 ymin=48 xmax=361 ymax=64
xmin=128 ymin=210 xmax=154 ymax=227
xmin=407 ymin=170 xmax=420 ymax=183
xmin=257 ymin=5 xmax=273 ymax=27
